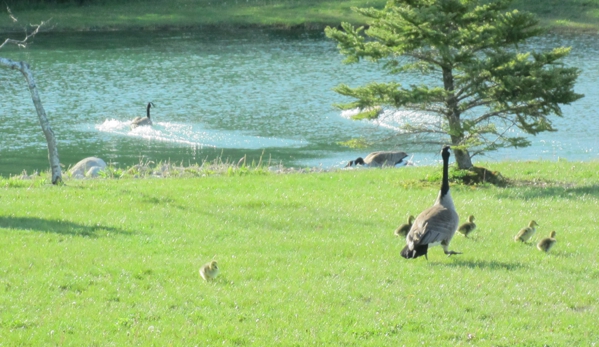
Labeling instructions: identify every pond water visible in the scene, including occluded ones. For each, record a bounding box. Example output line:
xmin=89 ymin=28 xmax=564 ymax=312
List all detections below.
xmin=0 ymin=29 xmax=597 ymax=176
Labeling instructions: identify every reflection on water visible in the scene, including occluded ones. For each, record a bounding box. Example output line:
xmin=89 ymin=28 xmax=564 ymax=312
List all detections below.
xmin=0 ymin=30 xmax=597 ymax=176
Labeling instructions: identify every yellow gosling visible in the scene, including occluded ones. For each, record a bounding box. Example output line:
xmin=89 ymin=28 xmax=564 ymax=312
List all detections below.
xmin=514 ymin=220 xmax=539 ymax=242
xmin=537 ymin=231 xmax=557 ymax=252
xmin=457 ymin=215 xmax=476 ymax=237
xmin=394 ymin=215 xmax=415 ymax=238
xmin=199 ymin=260 xmax=219 ymax=281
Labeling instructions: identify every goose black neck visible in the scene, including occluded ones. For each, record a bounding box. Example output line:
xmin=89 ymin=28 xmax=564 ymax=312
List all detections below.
xmin=441 ymin=149 xmax=450 ymax=197
xmin=146 ymin=103 xmax=152 ymax=118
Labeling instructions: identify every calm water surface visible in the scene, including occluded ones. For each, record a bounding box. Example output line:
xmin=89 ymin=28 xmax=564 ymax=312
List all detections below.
xmin=0 ymin=29 xmax=597 ymax=176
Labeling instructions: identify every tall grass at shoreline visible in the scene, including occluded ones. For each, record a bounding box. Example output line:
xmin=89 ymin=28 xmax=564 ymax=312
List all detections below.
xmin=1 ymin=160 xmax=598 ymax=345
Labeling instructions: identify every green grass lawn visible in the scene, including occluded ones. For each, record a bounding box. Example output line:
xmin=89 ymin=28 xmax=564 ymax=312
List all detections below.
xmin=1 ymin=160 xmax=598 ymax=345
xmin=0 ymin=0 xmax=598 ymax=32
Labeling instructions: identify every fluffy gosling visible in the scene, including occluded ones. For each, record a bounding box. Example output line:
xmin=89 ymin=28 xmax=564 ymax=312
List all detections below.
xmin=199 ymin=260 xmax=219 ymax=281
xmin=457 ymin=215 xmax=477 ymax=237
xmin=537 ymin=231 xmax=557 ymax=252
xmin=394 ymin=215 xmax=415 ymax=238
xmin=514 ymin=220 xmax=539 ymax=242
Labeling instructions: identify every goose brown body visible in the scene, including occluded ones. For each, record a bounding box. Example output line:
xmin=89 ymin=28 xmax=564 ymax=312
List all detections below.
xmin=346 ymin=151 xmax=409 ymax=167
xmin=401 ymin=146 xmax=460 ymax=259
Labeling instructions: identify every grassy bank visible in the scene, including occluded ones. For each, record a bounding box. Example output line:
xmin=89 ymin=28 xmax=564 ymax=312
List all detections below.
xmin=1 ymin=0 xmax=598 ymax=33
xmin=1 ymin=160 xmax=598 ymax=345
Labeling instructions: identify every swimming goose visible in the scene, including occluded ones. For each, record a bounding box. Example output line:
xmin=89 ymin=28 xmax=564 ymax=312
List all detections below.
xmin=514 ymin=220 xmax=539 ymax=242
xmin=394 ymin=215 xmax=415 ymax=238
xmin=199 ymin=260 xmax=219 ymax=281
xmin=457 ymin=215 xmax=477 ymax=237
xmin=537 ymin=231 xmax=557 ymax=252
xmin=401 ymin=146 xmax=461 ymax=259
xmin=346 ymin=151 xmax=409 ymax=168
xmin=131 ymin=102 xmax=154 ymax=128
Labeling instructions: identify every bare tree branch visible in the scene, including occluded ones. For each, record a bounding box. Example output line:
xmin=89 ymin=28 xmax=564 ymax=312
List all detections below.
xmin=7 ymin=5 xmax=18 ymax=22
xmin=1 ymin=9 xmax=61 ymax=184
xmin=0 ymin=18 xmax=49 ymax=50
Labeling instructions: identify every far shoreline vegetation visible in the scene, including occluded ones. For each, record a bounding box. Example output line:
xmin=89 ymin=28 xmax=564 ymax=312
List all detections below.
xmin=0 ymin=0 xmax=598 ymax=34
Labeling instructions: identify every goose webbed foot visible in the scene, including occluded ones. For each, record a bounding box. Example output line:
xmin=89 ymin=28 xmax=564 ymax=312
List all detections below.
xmin=444 ymin=250 xmax=462 ymax=257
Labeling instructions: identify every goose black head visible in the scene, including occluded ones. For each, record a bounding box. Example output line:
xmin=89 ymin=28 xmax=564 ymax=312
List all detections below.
xmin=441 ymin=145 xmax=451 ymax=160
xmin=345 ymin=157 xmax=365 ymax=167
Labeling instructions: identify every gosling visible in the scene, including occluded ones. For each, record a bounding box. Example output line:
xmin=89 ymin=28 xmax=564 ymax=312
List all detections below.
xmin=537 ymin=231 xmax=557 ymax=252
xmin=457 ymin=215 xmax=477 ymax=237
xmin=199 ymin=260 xmax=219 ymax=281
xmin=394 ymin=215 xmax=415 ymax=238
xmin=514 ymin=220 xmax=539 ymax=242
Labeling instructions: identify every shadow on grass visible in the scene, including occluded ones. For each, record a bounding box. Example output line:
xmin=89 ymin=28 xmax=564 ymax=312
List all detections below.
xmin=430 ymin=259 xmax=526 ymax=271
xmin=0 ymin=217 xmax=130 ymax=237
xmin=495 ymin=184 xmax=599 ymax=200
xmin=140 ymin=193 xmax=186 ymax=210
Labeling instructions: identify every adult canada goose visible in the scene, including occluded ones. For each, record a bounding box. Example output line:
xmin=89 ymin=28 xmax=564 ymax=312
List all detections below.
xmin=537 ymin=231 xmax=557 ymax=252
xmin=457 ymin=215 xmax=477 ymax=237
xmin=345 ymin=151 xmax=409 ymax=168
xmin=401 ymin=146 xmax=461 ymax=259
xmin=394 ymin=215 xmax=415 ymax=238
xmin=131 ymin=102 xmax=154 ymax=128
xmin=199 ymin=260 xmax=219 ymax=281
xmin=514 ymin=220 xmax=539 ymax=242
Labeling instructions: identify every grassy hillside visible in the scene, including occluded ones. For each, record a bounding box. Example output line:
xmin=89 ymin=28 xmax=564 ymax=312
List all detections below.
xmin=1 ymin=160 xmax=598 ymax=345
xmin=0 ymin=0 xmax=598 ymax=32
xmin=514 ymin=0 xmax=599 ymax=32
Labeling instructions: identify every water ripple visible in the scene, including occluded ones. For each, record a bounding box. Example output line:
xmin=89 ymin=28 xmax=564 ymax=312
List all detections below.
xmin=95 ymin=119 xmax=305 ymax=149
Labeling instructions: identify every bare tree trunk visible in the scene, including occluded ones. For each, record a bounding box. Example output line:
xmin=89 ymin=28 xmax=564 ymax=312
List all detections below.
xmin=0 ymin=57 xmax=62 ymax=184
xmin=442 ymin=66 xmax=473 ymax=170
xmin=453 ymin=148 xmax=473 ymax=170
